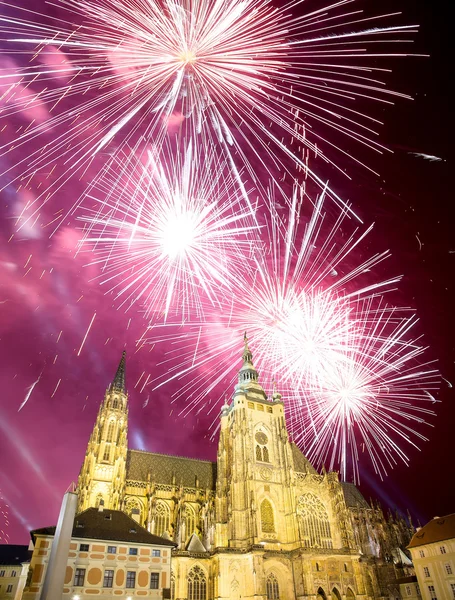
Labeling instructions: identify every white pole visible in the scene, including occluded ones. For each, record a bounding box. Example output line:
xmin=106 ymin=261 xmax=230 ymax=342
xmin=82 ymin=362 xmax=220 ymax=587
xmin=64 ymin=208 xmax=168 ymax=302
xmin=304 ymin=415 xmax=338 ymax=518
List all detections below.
xmin=40 ymin=491 xmax=78 ymax=600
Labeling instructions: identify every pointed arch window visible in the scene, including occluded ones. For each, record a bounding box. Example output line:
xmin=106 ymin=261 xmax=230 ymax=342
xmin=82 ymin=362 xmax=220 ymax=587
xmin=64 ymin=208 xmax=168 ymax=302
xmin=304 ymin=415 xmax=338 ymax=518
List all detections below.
xmin=266 ymin=573 xmax=279 ymax=600
xmin=155 ymin=501 xmax=170 ymax=537
xmin=187 ymin=566 xmax=206 ymax=600
xmin=297 ymin=493 xmax=333 ymax=549
xmin=106 ymin=421 xmax=115 ymax=442
xmin=112 ymin=398 xmax=119 ymax=409
xmin=262 ymin=446 xmax=270 ymax=462
xmin=256 ymin=445 xmax=262 ymax=461
xmin=261 ymin=499 xmax=275 ymax=533
xmin=184 ymin=504 xmax=196 ymax=539
xmin=103 ymin=445 xmax=111 ymax=462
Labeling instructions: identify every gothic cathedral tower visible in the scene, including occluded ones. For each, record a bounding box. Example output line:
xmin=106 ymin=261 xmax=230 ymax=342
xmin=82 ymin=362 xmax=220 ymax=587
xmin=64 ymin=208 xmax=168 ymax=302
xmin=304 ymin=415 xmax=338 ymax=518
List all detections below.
xmin=77 ymin=351 xmax=128 ymax=513
xmin=216 ymin=334 xmax=297 ymax=550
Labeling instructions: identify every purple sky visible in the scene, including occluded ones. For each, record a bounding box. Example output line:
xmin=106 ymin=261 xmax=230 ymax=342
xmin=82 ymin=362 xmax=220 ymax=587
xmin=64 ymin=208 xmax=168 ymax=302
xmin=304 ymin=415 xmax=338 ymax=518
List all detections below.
xmin=0 ymin=0 xmax=453 ymax=544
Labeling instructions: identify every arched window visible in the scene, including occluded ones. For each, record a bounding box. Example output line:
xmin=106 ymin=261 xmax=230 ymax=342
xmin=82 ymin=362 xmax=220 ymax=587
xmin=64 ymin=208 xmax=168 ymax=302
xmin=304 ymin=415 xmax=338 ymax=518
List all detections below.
xmin=170 ymin=572 xmax=175 ymax=600
xmin=103 ymin=445 xmax=111 ymax=462
xmin=332 ymin=588 xmax=342 ymax=600
xmin=261 ymin=499 xmax=275 ymax=534
xmin=297 ymin=493 xmax=333 ymax=549
xmin=262 ymin=446 xmax=270 ymax=462
xmin=155 ymin=501 xmax=170 ymax=537
xmin=184 ymin=504 xmax=196 ymax=539
xmin=106 ymin=421 xmax=115 ymax=442
xmin=125 ymin=497 xmax=142 ymax=522
xmin=266 ymin=573 xmax=279 ymax=600
xmin=112 ymin=398 xmax=118 ymax=409
xmin=95 ymin=494 xmax=104 ymax=508
xmin=256 ymin=445 xmax=262 ymax=461
xmin=187 ymin=566 xmax=206 ymax=600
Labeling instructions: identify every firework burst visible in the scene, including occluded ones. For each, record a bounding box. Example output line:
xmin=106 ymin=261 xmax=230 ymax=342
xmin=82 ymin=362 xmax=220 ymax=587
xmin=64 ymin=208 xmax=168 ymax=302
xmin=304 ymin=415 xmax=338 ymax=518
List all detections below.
xmin=1 ymin=0 xmax=420 ymax=226
xmin=291 ymin=300 xmax=439 ymax=482
xmin=143 ymin=181 xmax=438 ymax=480
xmin=79 ymin=142 xmax=258 ymax=321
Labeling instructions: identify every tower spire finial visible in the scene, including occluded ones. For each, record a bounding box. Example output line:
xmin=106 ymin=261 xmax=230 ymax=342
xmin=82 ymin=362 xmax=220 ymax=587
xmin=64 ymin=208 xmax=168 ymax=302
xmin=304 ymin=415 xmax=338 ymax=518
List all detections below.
xmin=110 ymin=350 xmax=126 ymax=393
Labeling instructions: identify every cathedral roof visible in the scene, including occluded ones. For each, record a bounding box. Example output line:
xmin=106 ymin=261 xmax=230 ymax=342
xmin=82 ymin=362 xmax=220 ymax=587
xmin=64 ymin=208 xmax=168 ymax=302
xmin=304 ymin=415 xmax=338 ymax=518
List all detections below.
xmin=408 ymin=514 xmax=455 ymax=548
xmin=110 ymin=350 xmax=126 ymax=393
xmin=0 ymin=545 xmax=31 ymax=565
xmin=341 ymin=482 xmax=370 ymax=509
xmin=290 ymin=443 xmax=318 ymax=474
xmin=126 ymin=449 xmax=217 ymax=489
xmin=30 ymin=508 xmax=176 ymax=547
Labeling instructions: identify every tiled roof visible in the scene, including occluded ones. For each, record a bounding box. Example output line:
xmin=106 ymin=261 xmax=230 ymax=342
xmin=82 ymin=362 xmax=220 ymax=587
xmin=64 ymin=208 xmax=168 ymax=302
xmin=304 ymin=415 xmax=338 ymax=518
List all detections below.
xmin=341 ymin=482 xmax=370 ymax=509
xmin=408 ymin=514 xmax=455 ymax=548
xmin=31 ymin=508 xmax=176 ymax=547
xmin=290 ymin=443 xmax=318 ymax=474
xmin=127 ymin=450 xmax=217 ymax=489
xmin=0 ymin=544 xmax=31 ymax=565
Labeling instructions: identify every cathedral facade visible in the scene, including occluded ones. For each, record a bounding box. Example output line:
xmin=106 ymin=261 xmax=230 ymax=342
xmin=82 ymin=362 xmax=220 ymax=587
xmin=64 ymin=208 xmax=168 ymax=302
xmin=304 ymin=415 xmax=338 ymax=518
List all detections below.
xmin=77 ymin=340 xmax=414 ymax=600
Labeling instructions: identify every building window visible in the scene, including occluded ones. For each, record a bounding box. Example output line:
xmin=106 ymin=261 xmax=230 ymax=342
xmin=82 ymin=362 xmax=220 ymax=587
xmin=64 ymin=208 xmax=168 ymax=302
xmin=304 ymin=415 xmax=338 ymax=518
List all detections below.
xmin=79 ymin=543 xmax=89 ymax=552
xmin=419 ymin=550 xmax=425 ymax=558
xmin=155 ymin=501 xmax=170 ymax=537
xmin=150 ymin=572 xmax=160 ymax=589
xmin=126 ymin=571 xmax=136 ymax=588
xmin=423 ymin=567 xmax=430 ymax=578
xmin=103 ymin=570 xmax=114 ymax=588
xmin=450 ymin=583 xmax=455 ymax=599
xmin=11 ymin=571 xmax=16 ymax=578
xmin=261 ymin=499 xmax=275 ymax=534
xmin=315 ymin=562 xmax=320 ymax=572
xmin=0 ymin=571 xmax=5 ymax=577
xmin=152 ymin=549 xmax=161 ymax=557
xmin=184 ymin=504 xmax=196 ymax=540
xmin=267 ymin=407 xmax=273 ymax=413
xmin=107 ymin=545 xmax=116 ymax=554
xmin=262 ymin=446 xmax=270 ymax=462
xmin=248 ymin=402 xmax=254 ymax=409
xmin=129 ymin=548 xmax=138 ymax=556
xmin=428 ymin=586 xmax=437 ymax=600
xmin=74 ymin=568 xmax=86 ymax=587
xmin=405 ymin=586 xmax=412 ymax=596
xmin=106 ymin=420 xmax=115 ymax=442
xmin=103 ymin=445 xmax=111 ymax=462
xmin=440 ymin=546 xmax=447 ymax=554
xmin=187 ymin=566 xmax=207 ymax=600
xmin=266 ymin=573 xmax=280 ymax=600
xmin=6 ymin=585 xmax=13 ymax=593
xmin=297 ymin=493 xmax=333 ymax=549
xmin=446 ymin=564 xmax=453 ymax=575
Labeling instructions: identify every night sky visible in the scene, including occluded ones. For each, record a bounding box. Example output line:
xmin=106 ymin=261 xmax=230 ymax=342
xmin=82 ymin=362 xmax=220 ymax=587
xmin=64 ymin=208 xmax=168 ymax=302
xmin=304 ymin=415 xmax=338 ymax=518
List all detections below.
xmin=0 ymin=0 xmax=453 ymax=545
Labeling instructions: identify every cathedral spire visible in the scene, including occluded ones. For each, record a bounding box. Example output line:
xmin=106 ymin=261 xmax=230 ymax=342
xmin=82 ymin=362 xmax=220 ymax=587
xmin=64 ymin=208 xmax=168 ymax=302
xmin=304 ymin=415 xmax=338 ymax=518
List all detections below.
xmin=239 ymin=332 xmax=258 ymax=384
xmin=110 ymin=350 xmax=126 ymax=393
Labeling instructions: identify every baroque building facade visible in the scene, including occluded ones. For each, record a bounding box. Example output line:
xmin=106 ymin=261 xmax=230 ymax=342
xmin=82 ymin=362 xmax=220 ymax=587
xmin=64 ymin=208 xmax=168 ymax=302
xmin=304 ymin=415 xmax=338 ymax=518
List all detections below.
xmin=77 ymin=339 xmax=414 ymax=600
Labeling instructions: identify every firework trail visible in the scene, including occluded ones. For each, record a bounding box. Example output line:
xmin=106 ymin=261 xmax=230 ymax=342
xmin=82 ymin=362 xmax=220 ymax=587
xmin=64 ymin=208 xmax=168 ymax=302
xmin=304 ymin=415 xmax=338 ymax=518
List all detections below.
xmin=1 ymin=0 xmax=420 ymax=227
xmin=79 ymin=141 xmax=258 ymax=321
xmin=142 ymin=181 xmax=438 ymax=480
xmin=0 ymin=488 xmax=9 ymax=542
xmin=18 ymin=367 xmax=43 ymax=412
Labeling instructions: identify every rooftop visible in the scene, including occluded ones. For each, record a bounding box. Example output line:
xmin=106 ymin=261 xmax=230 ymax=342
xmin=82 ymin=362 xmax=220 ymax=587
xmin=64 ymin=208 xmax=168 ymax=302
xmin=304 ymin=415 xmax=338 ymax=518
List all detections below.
xmin=0 ymin=544 xmax=31 ymax=566
xmin=408 ymin=513 xmax=455 ymax=549
xmin=31 ymin=508 xmax=176 ymax=547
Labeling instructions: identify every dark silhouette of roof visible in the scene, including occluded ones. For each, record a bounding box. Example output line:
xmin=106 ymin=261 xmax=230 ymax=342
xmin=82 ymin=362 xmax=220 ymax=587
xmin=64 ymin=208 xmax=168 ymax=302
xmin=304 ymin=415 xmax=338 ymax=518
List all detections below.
xmin=0 ymin=544 xmax=31 ymax=565
xmin=408 ymin=514 xmax=455 ymax=548
xmin=127 ymin=449 xmax=217 ymax=489
xmin=31 ymin=508 xmax=175 ymax=547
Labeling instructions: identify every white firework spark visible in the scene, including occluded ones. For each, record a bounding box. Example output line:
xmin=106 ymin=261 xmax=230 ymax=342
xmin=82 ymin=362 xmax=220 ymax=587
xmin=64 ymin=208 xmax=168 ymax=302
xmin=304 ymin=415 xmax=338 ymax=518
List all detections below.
xmin=79 ymin=141 xmax=258 ymax=321
xmin=0 ymin=0 xmax=420 ymax=226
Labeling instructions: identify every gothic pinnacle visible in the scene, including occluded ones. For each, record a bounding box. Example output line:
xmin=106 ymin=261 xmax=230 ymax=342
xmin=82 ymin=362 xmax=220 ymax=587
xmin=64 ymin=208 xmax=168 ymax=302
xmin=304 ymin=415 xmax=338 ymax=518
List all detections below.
xmin=110 ymin=350 xmax=126 ymax=393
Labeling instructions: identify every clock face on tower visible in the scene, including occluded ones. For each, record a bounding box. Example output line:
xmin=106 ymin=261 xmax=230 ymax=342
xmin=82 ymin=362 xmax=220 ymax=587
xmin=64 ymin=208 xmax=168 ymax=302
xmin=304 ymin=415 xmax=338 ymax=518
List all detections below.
xmin=255 ymin=432 xmax=268 ymax=445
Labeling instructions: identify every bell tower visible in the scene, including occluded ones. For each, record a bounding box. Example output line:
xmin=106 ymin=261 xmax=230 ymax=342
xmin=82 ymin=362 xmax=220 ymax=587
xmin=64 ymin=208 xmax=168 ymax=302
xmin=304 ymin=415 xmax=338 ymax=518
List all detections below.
xmin=77 ymin=351 xmax=128 ymax=513
xmin=216 ymin=335 xmax=297 ymax=550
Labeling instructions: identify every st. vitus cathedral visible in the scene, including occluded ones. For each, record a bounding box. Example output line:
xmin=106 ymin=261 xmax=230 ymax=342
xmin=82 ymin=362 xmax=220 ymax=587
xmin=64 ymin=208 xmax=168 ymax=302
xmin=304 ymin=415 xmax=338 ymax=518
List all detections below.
xmin=77 ymin=338 xmax=414 ymax=599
